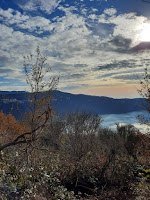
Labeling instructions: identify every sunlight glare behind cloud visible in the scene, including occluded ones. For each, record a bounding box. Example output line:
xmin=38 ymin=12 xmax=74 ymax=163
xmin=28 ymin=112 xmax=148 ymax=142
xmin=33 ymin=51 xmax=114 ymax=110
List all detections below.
xmin=139 ymin=23 xmax=150 ymax=42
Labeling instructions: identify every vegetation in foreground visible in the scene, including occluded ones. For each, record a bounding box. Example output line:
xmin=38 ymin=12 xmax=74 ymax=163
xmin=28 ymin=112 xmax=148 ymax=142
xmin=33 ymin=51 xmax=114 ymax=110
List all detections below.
xmin=0 ymin=47 xmax=149 ymax=199
xmin=0 ymin=111 xmax=150 ymax=200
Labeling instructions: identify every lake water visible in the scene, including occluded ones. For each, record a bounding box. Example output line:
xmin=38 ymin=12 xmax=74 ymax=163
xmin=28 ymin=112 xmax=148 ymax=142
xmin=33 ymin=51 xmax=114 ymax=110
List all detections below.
xmin=101 ymin=111 xmax=150 ymax=133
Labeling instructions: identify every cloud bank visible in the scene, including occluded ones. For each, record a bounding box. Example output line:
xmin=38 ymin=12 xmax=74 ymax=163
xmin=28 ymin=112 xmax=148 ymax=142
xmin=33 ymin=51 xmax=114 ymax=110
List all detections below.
xmin=0 ymin=0 xmax=150 ymax=97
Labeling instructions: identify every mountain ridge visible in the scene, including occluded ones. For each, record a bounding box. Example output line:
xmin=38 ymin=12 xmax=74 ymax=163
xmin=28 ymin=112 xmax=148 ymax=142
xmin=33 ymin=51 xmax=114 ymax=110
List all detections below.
xmin=0 ymin=90 xmax=145 ymax=120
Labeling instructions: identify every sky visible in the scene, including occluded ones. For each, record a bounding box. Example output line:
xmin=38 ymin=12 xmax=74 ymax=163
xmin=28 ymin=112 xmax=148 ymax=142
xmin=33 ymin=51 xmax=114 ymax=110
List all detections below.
xmin=1 ymin=0 xmax=150 ymax=98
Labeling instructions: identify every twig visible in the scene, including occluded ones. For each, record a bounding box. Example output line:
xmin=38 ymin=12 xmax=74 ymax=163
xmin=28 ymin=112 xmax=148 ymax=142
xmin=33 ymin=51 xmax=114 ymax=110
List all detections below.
xmin=0 ymin=106 xmax=51 ymax=151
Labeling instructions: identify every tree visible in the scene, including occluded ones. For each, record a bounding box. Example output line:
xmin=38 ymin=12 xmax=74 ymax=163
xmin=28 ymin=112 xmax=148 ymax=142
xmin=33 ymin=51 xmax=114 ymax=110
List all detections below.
xmin=116 ymin=124 xmax=139 ymax=160
xmin=137 ymin=66 xmax=150 ymax=162
xmin=0 ymin=46 xmax=59 ymax=151
xmin=137 ymin=67 xmax=150 ymax=126
xmin=0 ymin=111 xmax=29 ymax=145
xmin=62 ymin=110 xmax=103 ymax=159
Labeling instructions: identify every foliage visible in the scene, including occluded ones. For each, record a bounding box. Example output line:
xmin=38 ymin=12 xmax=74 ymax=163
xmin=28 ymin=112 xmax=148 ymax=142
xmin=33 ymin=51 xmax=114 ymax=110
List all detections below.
xmin=0 ymin=149 xmax=79 ymax=200
xmin=0 ymin=111 xmax=29 ymax=145
xmin=138 ymin=67 xmax=150 ymax=126
xmin=0 ymin=112 xmax=150 ymax=199
xmin=61 ymin=111 xmax=103 ymax=160
xmin=0 ymin=48 xmax=150 ymax=199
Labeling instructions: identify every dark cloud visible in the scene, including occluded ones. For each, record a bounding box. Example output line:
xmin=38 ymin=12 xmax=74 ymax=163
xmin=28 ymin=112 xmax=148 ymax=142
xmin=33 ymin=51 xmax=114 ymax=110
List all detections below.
xmin=113 ymin=74 xmax=139 ymax=80
xmin=110 ymin=35 xmax=132 ymax=49
xmin=51 ymin=63 xmax=73 ymax=72
xmin=0 ymin=56 xmax=16 ymax=68
xmin=74 ymin=64 xmax=88 ymax=68
xmin=0 ymin=56 xmax=9 ymax=66
xmin=88 ymin=23 xmax=115 ymax=39
xmin=92 ymin=35 xmax=132 ymax=54
xmin=131 ymin=42 xmax=150 ymax=52
xmin=101 ymin=35 xmax=133 ymax=54
xmin=60 ymin=73 xmax=85 ymax=80
xmin=100 ymin=72 xmax=119 ymax=78
xmin=70 ymin=74 xmax=85 ymax=78
xmin=97 ymin=60 xmax=140 ymax=71
xmin=0 ymin=68 xmax=13 ymax=73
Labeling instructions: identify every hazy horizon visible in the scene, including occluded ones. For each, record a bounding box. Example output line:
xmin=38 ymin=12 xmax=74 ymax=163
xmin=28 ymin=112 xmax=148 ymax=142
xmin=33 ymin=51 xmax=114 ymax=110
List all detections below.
xmin=0 ymin=89 xmax=144 ymax=99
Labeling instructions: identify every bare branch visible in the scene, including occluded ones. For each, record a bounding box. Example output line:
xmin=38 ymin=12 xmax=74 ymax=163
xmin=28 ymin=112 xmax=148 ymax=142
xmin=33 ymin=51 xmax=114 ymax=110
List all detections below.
xmin=0 ymin=47 xmax=58 ymax=151
xmin=0 ymin=105 xmax=52 ymax=151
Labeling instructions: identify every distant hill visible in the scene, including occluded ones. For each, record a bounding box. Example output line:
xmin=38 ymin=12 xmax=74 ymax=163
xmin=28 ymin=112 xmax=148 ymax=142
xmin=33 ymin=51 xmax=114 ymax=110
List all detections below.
xmin=0 ymin=90 xmax=145 ymax=120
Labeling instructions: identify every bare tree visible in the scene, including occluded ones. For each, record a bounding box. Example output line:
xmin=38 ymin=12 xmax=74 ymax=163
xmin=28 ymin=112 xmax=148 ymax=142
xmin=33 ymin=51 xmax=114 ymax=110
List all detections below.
xmin=0 ymin=46 xmax=59 ymax=151
xmin=62 ymin=110 xmax=103 ymax=160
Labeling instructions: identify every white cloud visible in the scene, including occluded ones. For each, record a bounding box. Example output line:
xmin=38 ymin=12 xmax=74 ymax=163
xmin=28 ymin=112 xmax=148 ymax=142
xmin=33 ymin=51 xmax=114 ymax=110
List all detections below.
xmin=18 ymin=16 xmax=53 ymax=32
xmin=0 ymin=8 xmax=29 ymax=24
xmin=0 ymin=24 xmax=41 ymax=83
xmin=91 ymin=8 xmax=98 ymax=13
xmin=98 ymin=12 xmax=147 ymax=44
xmin=0 ymin=8 xmax=13 ymax=19
xmin=89 ymin=14 xmax=97 ymax=20
xmin=0 ymin=8 xmax=53 ymax=33
xmin=18 ymin=0 xmax=62 ymax=14
xmin=0 ymin=5 xmax=149 ymax=95
xmin=104 ymin=8 xmax=117 ymax=16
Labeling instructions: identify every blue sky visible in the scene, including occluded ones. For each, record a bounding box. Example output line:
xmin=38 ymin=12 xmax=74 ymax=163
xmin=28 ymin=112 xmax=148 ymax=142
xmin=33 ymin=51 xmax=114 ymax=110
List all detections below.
xmin=0 ymin=0 xmax=150 ymax=98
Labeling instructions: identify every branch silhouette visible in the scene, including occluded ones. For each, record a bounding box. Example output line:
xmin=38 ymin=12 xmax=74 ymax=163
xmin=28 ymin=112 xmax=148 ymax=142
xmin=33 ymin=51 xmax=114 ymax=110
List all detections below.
xmin=0 ymin=105 xmax=52 ymax=151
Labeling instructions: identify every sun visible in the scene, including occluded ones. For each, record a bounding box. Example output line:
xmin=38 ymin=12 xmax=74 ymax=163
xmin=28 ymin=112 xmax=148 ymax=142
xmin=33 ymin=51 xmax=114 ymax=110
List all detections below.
xmin=139 ymin=23 xmax=150 ymax=42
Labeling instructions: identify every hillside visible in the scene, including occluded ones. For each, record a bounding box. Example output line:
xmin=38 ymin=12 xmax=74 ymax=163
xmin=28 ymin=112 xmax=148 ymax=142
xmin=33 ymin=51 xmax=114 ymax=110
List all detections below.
xmin=0 ymin=90 xmax=145 ymax=119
